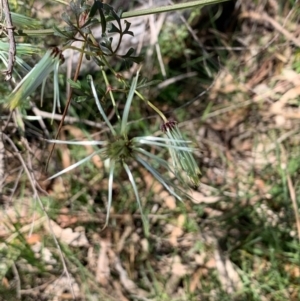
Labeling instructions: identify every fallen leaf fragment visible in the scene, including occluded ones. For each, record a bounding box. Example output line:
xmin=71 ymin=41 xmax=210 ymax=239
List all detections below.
xmin=44 ymin=220 xmax=89 ymax=247
xmin=214 ymin=248 xmax=242 ymax=294
xmin=96 ymin=239 xmax=111 ymax=286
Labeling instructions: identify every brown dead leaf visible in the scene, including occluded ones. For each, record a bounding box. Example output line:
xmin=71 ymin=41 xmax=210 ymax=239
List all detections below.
xmin=189 ymin=267 xmax=203 ymax=292
xmin=284 ymin=263 xmax=300 ymax=279
xmin=247 ymin=58 xmax=273 ymax=88
xmin=280 ymin=69 xmax=300 ymax=86
xmin=214 ymin=248 xmax=242 ymax=294
xmin=254 ymin=178 xmax=269 ymax=194
xmin=166 ymin=255 xmax=191 ymax=294
xmin=169 ymin=215 xmax=185 ymax=246
xmin=116 ymin=226 xmax=132 ymax=253
xmin=161 ymin=191 xmax=176 ymax=209
xmin=112 ymin=280 xmax=130 ymax=301
xmin=189 ymin=191 xmax=220 ymax=204
xmin=270 ymin=85 xmax=300 ymax=114
xmin=44 ymin=220 xmax=89 ymax=247
xmin=50 ymin=177 xmax=69 ymax=200
xmin=109 ymin=249 xmax=148 ymax=297
xmin=1 ymin=277 xmax=9 ymax=288
xmin=57 ymin=207 xmax=78 ymax=228
xmin=96 ymin=239 xmax=111 ymax=286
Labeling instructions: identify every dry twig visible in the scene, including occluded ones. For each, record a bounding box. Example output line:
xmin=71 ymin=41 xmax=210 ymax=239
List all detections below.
xmin=240 ymin=11 xmax=300 ymax=48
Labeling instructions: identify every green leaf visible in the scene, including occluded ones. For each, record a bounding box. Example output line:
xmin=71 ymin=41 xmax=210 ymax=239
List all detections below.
xmin=67 ymin=79 xmax=81 ymax=89
xmin=120 ymin=48 xmax=144 ymax=64
xmin=98 ymin=4 xmax=107 ymax=35
xmin=103 ymin=3 xmax=121 ymax=27
xmin=70 ymin=0 xmax=88 ymax=20
xmin=11 ymin=12 xmax=41 ymax=29
xmin=81 ymin=27 xmax=91 ymax=34
xmin=92 ymin=56 xmax=105 ymax=67
xmin=125 ymin=56 xmax=144 ymax=64
xmin=99 ymin=37 xmax=114 ymax=53
xmin=108 ymin=23 xmax=120 ymax=34
xmin=89 ymin=1 xmax=98 ymax=18
xmin=122 ymin=0 xmax=230 ymax=19
xmin=137 ymin=79 xmax=161 ymax=89
xmin=80 ymin=18 xmax=99 ymax=30
xmin=88 ymin=1 xmax=107 ymax=34
xmin=61 ymin=12 xmax=75 ymax=28
xmin=74 ymin=95 xmax=90 ymax=103
xmin=123 ymin=20 xmax=133 ymax=36
xmin=53 ymin=25 xmax=75 ymax=39
xmin=123 ymin=48 xmax=135 ymax=57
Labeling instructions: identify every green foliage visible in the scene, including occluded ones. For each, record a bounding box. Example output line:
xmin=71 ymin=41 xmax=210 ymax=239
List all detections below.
xmin=159 ymin=23 xmax=190 ymax=58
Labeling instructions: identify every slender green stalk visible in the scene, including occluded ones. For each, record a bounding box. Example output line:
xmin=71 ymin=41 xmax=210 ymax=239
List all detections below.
xmin=135 ymin=90 xmax=167 ymax=122
xmin=122 ymin=0 xmax=229 ymax=18
xmin=101 ymin=67 xmax=120 ymax=121
xmin=120 ymin=69 xmax=140 ymax=136
xmin=5 ymin=0 xmax=229 ymax=37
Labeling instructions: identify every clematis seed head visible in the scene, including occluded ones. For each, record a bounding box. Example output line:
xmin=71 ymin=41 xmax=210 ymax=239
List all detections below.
xmin=161 ymin=119 xmax=201 ymax=187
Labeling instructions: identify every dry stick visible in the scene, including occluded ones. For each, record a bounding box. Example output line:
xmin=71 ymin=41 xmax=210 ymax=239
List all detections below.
xmin=157 ymin=72 xmax=197 ymax=90
xmin=2 ymin=133 xmax=76 ymax=300
xmin=46 ymin=40 xmax=87 ymax=171
xmin=31 ymin=105 xmax=105 ymax=129
xmin=2 ymin=0 xmax=16 ymax=80
xmin=287 ymin=174 xmax=300 ymax=242
xmin=240 ymin=11 xmax=300 ymax=48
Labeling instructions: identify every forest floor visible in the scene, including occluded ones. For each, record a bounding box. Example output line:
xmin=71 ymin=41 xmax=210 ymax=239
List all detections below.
xmin=1 ymin=1 xmax=300 ymax=300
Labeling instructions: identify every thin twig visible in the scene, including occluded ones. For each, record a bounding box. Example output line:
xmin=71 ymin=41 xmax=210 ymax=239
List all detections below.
xmin=148 ymin=3 xmax=166 ymax=78
xmin=2 ymin=0 xmax=16 ymax=80
xmin=46 ymin=38 xmax=87 ymax=170
xmin=157 ymin=72 xmax=197 ymax=90
xmin=31 ymin=105 xmax=106 ymax=128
